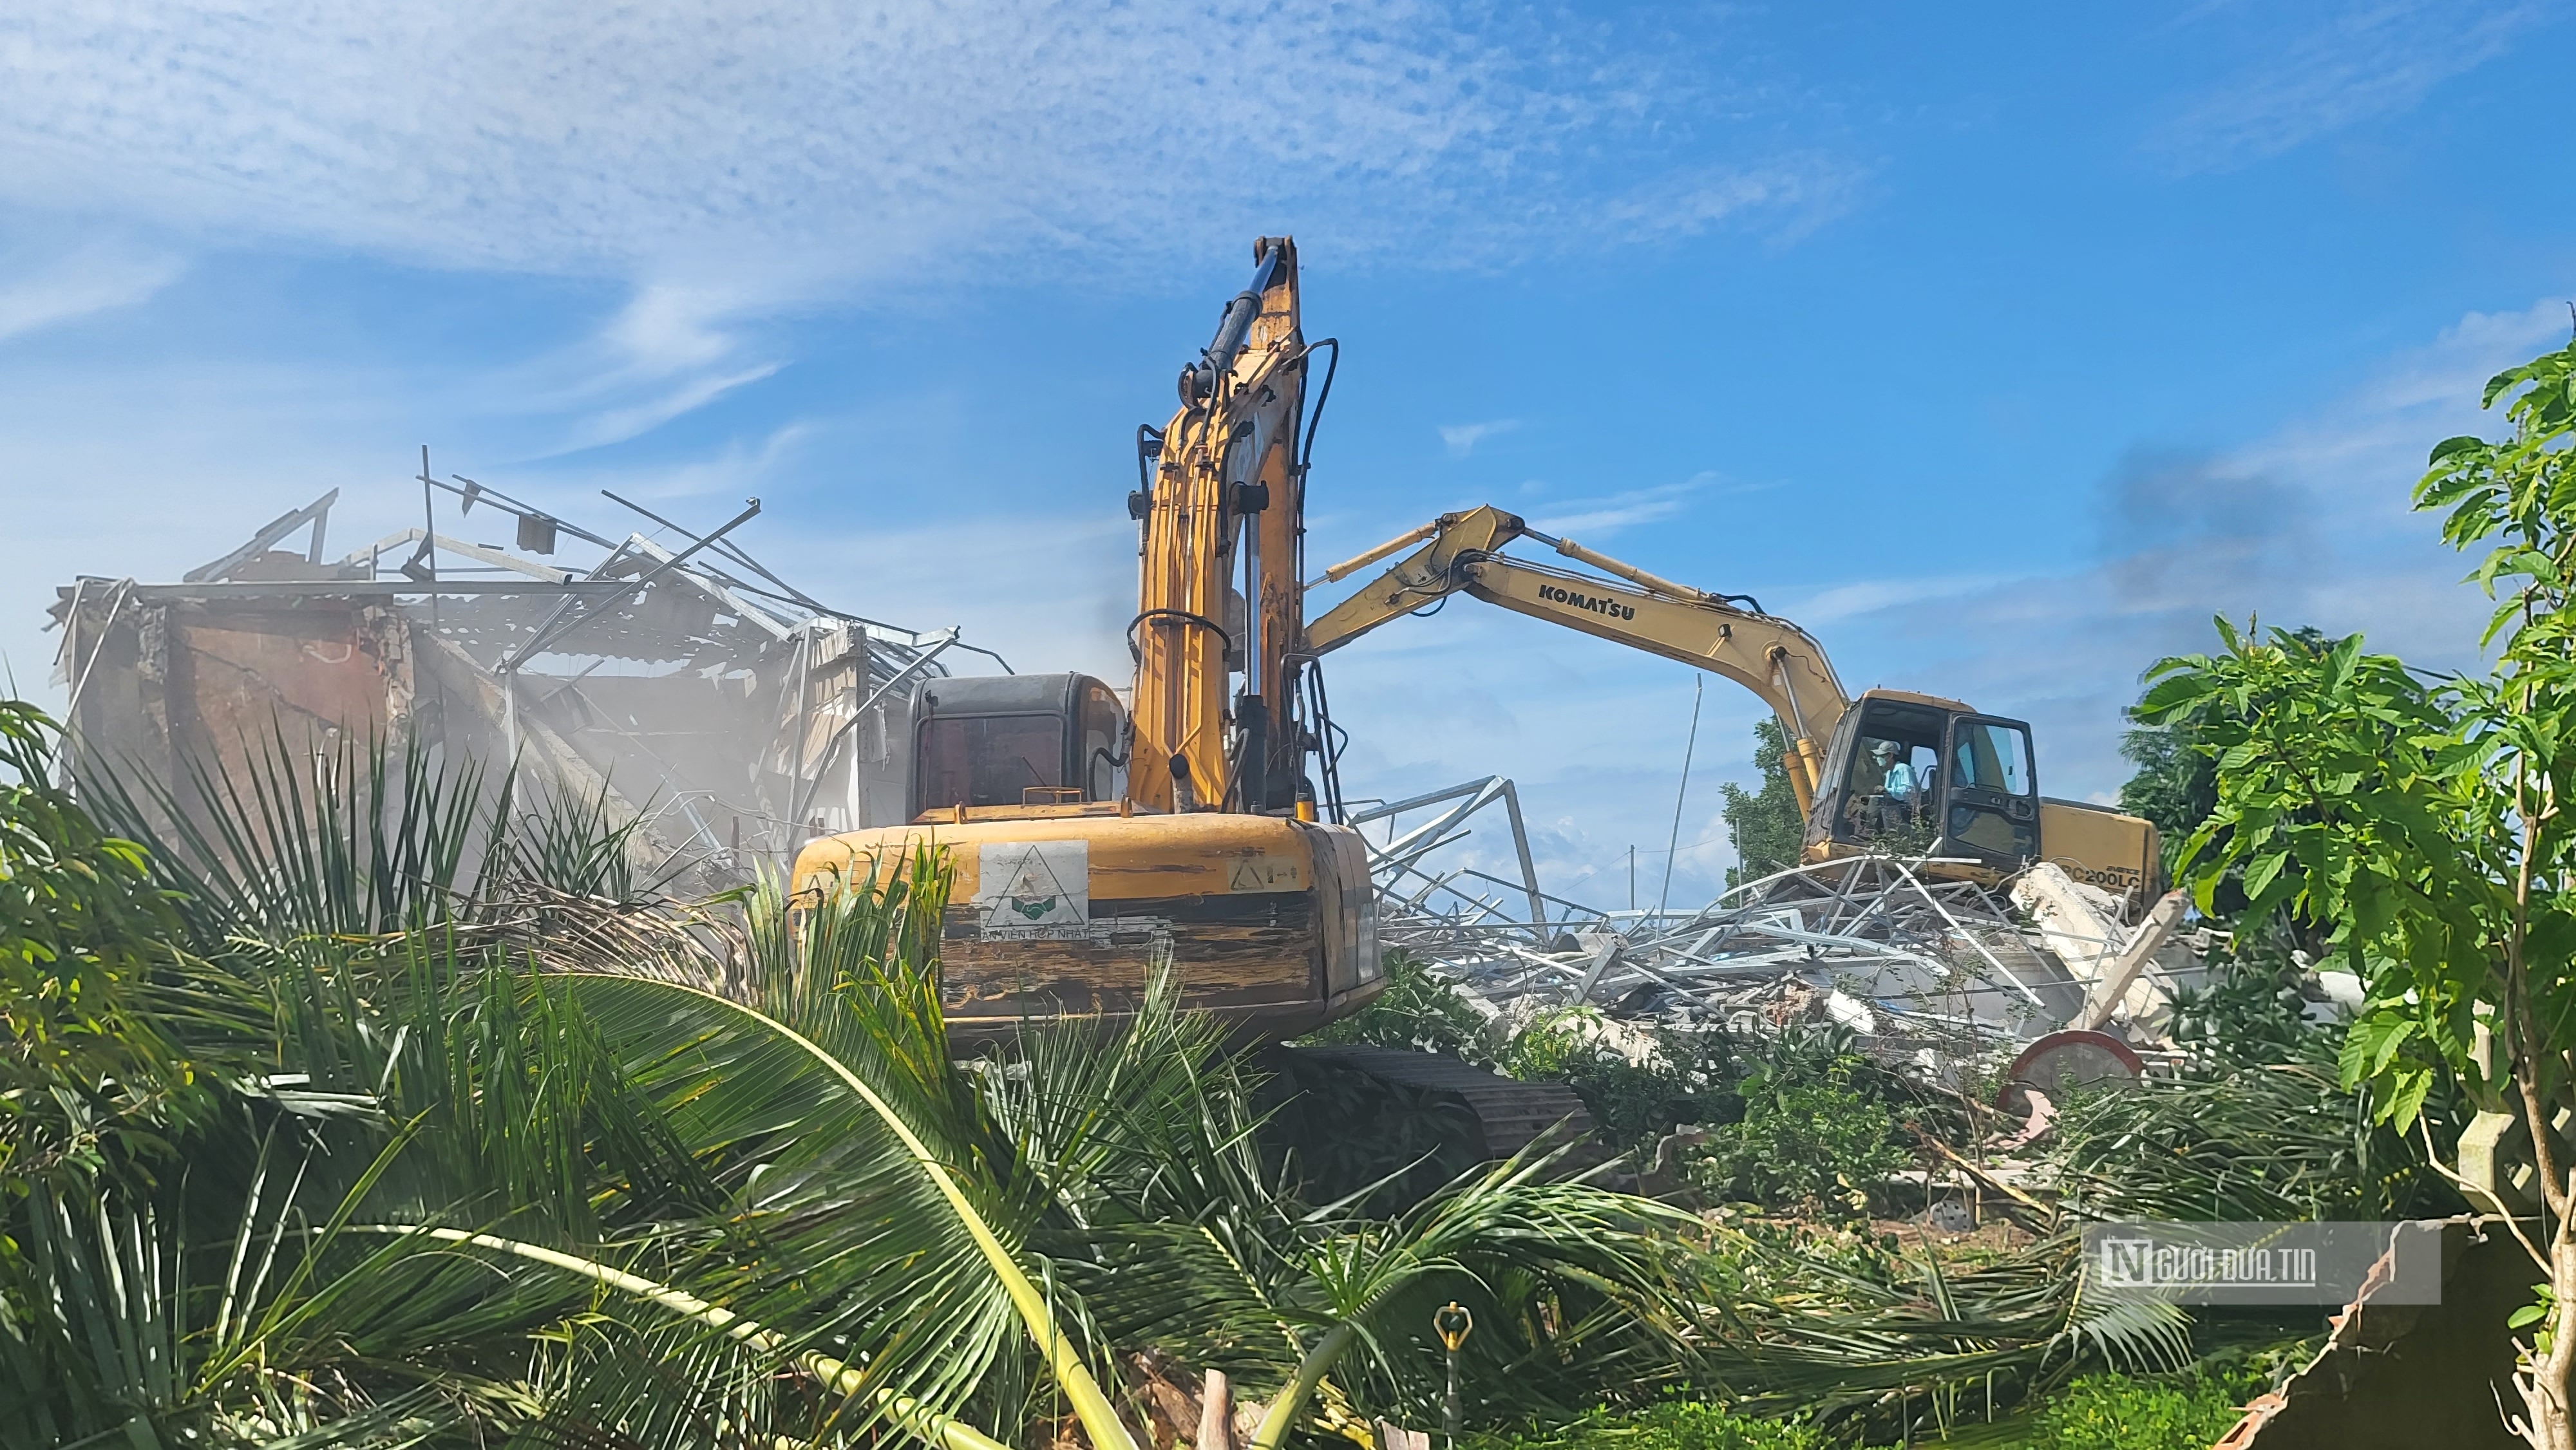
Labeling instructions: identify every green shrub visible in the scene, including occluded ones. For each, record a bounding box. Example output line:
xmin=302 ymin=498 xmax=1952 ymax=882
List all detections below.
xmin=2163 ymin=939 xmax=2327 ymax=1070
xmin=2025 ymin=1372 xmax=2254 ymax=1450
xmin=1305 ymin=948 xmax=1498 ymax=1062
xmin=1685 ymin=1049 xmax=1907 ymax=1218
xmin=1467 ymin=1400 xmax=1830 ymax=1450
xmin=1561 ymin=1033 xmax=1741 ymax=1152
xmin=0 ymin=701 xmax=219 ymax=1194
xmin=1305 ymin=957 xmax=1949 ymax=1196
xmin=1308 ymin=965 xmax=1747 ymax=1157
xmin=1495 ymin=1006 xmax=1742 ymax=1154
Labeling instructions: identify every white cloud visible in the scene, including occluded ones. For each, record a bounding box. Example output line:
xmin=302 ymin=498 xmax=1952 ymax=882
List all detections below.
xmin=0 ymin=3 xmax=1834 ymax=291
xmin=2223 ymin=299 xmax=2568 ymax=531
xmin=565 ymin=364 xmax=783 ymax=452
xmin=433 ymin=281 xmax=796 ymax=452
xmin=1438 ymin=419 xmax=1519 ymax=457
xmin=2150 ymin=1 xmax=2544 ymax=173
xmin=0 ymin=241 xmax=183 ymax=343
xmin=537 ymin=424 xmax=817 ymax=510
xmin=753 ymin=510 xmax=1138 ymax=681
xmin=1530 ymin=476 xmax=1705 ymax=539
xmin=603 ymin=284 xmax=763 ymax=380
xmin=1787 ymin=573 xmax=2007 ymax=627
xmin=1585 ymin=155 xmax=1866 ymax=247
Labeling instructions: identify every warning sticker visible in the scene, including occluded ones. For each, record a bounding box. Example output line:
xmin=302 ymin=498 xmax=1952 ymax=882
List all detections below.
xmin=974 ymin=841 xmax=1090 ymax=940
xmin=1226 ymin=856 xmax=1304 ymax=893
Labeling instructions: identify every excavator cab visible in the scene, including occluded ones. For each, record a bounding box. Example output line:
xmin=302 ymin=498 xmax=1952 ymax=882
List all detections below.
xmin=911 ymin=673 xmax=1129 ymax=819
xmin=1806 ymin=689 xmax=2040 ymax=875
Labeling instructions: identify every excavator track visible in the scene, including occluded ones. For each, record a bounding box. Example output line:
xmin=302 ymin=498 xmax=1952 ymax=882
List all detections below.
xmin=1257 ymin=1044 xmax=1600 ymax=1209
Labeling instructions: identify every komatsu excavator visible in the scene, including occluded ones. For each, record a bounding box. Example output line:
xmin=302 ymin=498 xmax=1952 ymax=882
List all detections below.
xmin=1302 ymin=507 xmax=2163 ymax=907
xmin=791 ymin=234 xmax=2159 ymax=1069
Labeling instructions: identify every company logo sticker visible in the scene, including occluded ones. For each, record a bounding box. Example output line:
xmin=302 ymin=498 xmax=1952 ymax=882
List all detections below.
xmin=974 ymin=841 xmax=1090 ymax=939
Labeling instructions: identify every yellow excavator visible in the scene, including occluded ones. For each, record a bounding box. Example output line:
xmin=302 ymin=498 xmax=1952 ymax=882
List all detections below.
xmin=791 ymin=234 xmax=2160 ymax=1059
xmin=1302 ymin=506 xmax=2164 ymax=905
xmin=794 ymin=236 xmax=1386 ymax=1040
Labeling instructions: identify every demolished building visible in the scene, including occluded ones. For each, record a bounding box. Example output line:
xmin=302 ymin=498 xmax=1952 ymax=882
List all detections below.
xmin=50 ymin=475 xmax=995 ymax=889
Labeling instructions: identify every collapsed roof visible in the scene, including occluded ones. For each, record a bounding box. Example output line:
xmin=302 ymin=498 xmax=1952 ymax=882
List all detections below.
xmin=50 ymin=469 xmax=1000 ymax=886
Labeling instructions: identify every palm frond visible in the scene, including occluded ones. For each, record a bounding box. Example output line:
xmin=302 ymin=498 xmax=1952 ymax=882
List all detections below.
xmin=2051 ymin=1055 xmax=2460 ymax=1223
xmin=541 ymin=860 xmax=1142 ymax=1450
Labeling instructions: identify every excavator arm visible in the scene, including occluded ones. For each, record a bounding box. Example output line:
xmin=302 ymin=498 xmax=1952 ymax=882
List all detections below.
xmin=1302 ymin=505 xmax=1849 ymax=814
xmin=1130 ymin=237 xmax=1314 ymax=813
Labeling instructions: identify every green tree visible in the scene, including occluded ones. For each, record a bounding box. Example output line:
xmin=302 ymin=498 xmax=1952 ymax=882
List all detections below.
xmin=2119 ymin=626 xmax=2326 ymax=861
xmin=0 ymin=701 xmax=228 ymax=1196
xmin=2114 ymin=722 xmax=2215 ymax=852
xmin=1721 ymin=719 xmax=1804 ymax=890
xmin=2137 ymin=339 xmax=2576 ymax=1450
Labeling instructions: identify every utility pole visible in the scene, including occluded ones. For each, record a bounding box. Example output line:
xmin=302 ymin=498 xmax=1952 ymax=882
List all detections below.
xmin=1656 ymin=676 xmax=1703 ymax=918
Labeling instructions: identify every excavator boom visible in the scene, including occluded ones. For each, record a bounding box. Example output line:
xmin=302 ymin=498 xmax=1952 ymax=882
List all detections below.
xmin=1303 ymin=506 xmax=2163 ymax=909
xmin=1304 ymin=505 xmax=1848 ymax=813
xmin=794 ymin=237 xmax=1384 ymax=1041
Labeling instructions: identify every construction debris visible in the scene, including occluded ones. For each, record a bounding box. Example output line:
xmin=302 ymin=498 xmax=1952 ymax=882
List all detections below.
xmin=49 ymin=473 xmax=993 ymax=889
xmin=1356 ymin=775 xmax=2208 ymax=1075
xmin=48 ymin=480 xmax=2204 ymax=1074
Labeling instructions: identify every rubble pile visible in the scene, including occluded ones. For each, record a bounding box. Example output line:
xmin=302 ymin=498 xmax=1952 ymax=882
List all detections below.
xmin=1356 ymin=775 xmax=2205 ymax=1073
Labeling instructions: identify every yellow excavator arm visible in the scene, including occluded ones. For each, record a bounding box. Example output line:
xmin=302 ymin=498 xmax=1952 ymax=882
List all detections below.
xmin=1302 ymin=505 xmax=1849 ymax=814
xmin=1302 ymin=504 xmax=2164 ymax=906
xmin=1128 ymin=236 xmax=1314 ymax=814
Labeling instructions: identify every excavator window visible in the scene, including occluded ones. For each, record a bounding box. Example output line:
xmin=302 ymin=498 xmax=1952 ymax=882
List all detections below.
xmin=1831 ymin=701 xmax=1947 ymax=849
xmin=1821 ymin=702 xmax=2041 ymax=867
xmin=908 ymin=673 xmax=1130 ymax=817
xmin=1942 ymin=715 xmax=2040 ymax=864
xmin=1948 ymin=720 xmax=2032 ymax=795
xmin=918 ymin=715 xmax=1065 ymax=810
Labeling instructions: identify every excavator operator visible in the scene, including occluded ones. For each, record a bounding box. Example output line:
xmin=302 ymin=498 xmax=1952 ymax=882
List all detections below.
xmin=1869 ymin=738 xmax=1921 ymax=833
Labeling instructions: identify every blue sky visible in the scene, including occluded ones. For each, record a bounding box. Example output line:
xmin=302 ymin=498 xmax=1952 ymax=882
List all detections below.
xmin=2 ymin=1 xmax=2571 ymax=906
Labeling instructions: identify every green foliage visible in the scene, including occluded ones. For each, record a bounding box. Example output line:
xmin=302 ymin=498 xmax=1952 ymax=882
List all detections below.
xmin=1721 ymin=719 xmax=1806 ymax=890
xmin=2163 ymin=941 xmax=2326 ymax=1070
xmin=1678 ymin=1223 xmax=2195 ymax=1436
xmin=1494 ymin=1007 xmax=1743 ymax=1154
xmin=0 ymin=713 xmax=1705 ymax=1447
xmin=2514 ymin=1283 xmax=2560 ymax=1362
xmin=2120 ymin=626 xmax=2329 ymax=865
xmin=2141 ymin=344 xmax=2576 ymax=1134
xmin=1686 ymin=1053 xmax=1904 ymax=1219
xmin=2137 ymin=621 xmax=2488 ymax=1129
xmin=2114 ymin=725 xmax=2208 ymax=843
xmin=1468 ymin=1399 xmax=1832 ymax=1450
xmin=1690 ymin=1030 xmax=1917 ymax=1226
xmin=1302 ymin=959 xmax=1747 ymax=1158
xmin=1305 ymin=948 xmax=1497 ymax=1062
xmin=2144 ymin=336 xmax=2576 ymax=1433
xmin=2025 ymin=1371 xmax=2257 ymax=1450
xmin=86 ymin=720 xmax=647 ymax=948
xmin=0 ymin=701 xmax=232 ymax=1194
xmin=2115 ymin=725 xmax=2215 ymax=869
xmin=2050 ymin=1048 xmax=2459 ymax=1224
